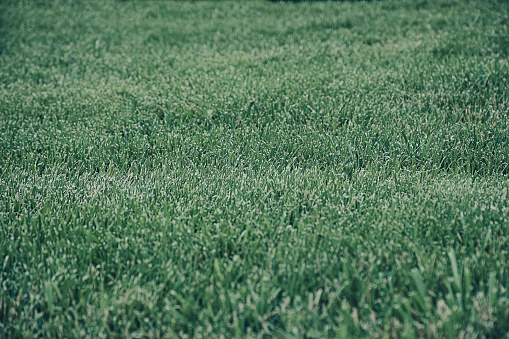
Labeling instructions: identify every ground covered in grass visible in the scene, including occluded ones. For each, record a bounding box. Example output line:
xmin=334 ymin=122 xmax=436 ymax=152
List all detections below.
xmin=1 ymin=0 xmax=509 ymax=337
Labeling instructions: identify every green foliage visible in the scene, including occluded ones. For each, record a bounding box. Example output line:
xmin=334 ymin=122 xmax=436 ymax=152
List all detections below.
xmin=1 ymin=0 xmax=509 ymax=337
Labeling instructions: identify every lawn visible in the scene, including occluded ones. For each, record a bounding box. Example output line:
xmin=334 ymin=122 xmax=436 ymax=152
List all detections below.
xmin=1 ymin=0 xmax=509 ymax=337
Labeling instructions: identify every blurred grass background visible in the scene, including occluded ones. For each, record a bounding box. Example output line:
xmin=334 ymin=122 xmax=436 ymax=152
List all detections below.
xmin=1 ymin=0 xmax=509 ymax=337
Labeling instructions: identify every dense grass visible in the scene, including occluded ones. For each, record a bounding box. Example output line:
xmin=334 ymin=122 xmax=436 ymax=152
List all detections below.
xmin=1 ymin=0 xmax=509 ymax=337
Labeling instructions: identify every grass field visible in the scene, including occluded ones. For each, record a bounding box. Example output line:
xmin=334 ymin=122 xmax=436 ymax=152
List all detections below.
xmin=1 ymin=0 xmax=509 ymax=337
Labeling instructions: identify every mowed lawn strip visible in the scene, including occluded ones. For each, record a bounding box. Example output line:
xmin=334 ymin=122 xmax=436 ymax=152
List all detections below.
xmin=1 ymin=0 xmax=508 ymax=337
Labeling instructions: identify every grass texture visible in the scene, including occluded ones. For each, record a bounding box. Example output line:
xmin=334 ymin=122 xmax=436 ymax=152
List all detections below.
xmin=1 ymin=0 xmax=509 ymax=337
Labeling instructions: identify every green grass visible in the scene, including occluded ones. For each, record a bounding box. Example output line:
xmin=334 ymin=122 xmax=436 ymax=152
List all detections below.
xmin=1 ymin=0 xmax=509 ymax=337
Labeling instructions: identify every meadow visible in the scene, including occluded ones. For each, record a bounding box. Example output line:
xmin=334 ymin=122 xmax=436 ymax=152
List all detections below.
xmin=1 ymin=0 xmax=509 ymax=337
